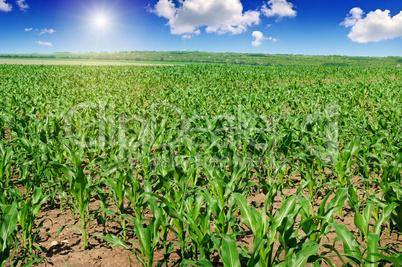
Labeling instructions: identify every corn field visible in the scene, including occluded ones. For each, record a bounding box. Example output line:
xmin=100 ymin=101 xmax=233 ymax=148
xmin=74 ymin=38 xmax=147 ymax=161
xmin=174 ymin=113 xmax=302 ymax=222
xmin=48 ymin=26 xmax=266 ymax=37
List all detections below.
xmin=0 ymin=64 xmax=401 ymax=266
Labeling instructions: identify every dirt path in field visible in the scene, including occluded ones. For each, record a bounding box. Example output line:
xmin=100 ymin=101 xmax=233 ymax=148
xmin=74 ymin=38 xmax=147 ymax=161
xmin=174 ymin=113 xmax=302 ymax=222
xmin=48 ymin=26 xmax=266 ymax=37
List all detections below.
xmin=0 ymin=59 xmax=169 ymax=66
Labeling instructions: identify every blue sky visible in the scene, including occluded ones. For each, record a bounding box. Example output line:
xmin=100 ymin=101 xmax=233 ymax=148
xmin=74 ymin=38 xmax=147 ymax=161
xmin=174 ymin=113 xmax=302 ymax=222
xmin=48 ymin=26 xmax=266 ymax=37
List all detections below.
xmin=0 ymin=0 xmax=401 ymax=56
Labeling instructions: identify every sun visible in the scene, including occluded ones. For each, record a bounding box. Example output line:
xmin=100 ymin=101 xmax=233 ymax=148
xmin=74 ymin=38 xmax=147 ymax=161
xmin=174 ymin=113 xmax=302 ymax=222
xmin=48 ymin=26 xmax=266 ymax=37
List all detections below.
xmin=94 ymin=16 xmax=107 ymax=28
xmin=87 ymin=5 xmax=115 ymax=34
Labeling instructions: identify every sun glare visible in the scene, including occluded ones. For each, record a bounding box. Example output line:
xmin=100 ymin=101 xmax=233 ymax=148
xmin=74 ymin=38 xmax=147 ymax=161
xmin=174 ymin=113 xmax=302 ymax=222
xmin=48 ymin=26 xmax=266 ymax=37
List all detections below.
xmin=86 ymin=3 xmax=116 ymax=33
xmin=95 ymin=16 xmax=107 ymax=27
xmin=91 ymin=14 xmax=110 ymax=30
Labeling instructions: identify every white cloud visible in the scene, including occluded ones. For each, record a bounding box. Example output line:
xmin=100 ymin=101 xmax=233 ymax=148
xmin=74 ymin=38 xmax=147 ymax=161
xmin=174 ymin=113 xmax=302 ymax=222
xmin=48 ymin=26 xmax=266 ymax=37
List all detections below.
xmin=342 ymin=8 xmax=402 ymax=43
xmin=182 ymin=29 xmax=201 ymax=39
xmin=16 ymin=0 xmax=28 ymax=10
xmin=151 ymin=0 xmax=260 ymax=36
xmin=341 ymin=7 xmax=364 ymax=27
xmin=24 ymin=27 xmax=32 ymax=32
xmin=153 ymin=0 xmax=176 ymax=20
xmin=0 ymin=0 xmax=12 ymax=12
xmin=252 ymin=31 xmax=266 ymax=46
xmin=261 ymin=0 xmax=296 ymax=18
xmin=36 ymin=41 xmax=53 ymax=47
xmin=268 ymin=36 xmax=278 ymax=42
xmin=252 ymin=30 xmax=278 ymax=46
xmin=39 ymin=28 xmax=56 ymax=35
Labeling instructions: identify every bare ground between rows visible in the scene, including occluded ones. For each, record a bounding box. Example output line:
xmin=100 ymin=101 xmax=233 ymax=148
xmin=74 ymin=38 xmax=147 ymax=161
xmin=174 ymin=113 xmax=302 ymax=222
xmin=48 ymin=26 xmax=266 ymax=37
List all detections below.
xmin=15 ymin=176 xmax=399 ymax=267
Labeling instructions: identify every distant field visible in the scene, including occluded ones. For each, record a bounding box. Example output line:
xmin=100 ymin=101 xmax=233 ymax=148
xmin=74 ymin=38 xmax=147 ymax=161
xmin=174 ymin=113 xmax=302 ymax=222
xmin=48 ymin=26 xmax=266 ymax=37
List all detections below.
xmin=2 ymin=51 xmax=402 ymax=66
xmin=0 ymin=58 xmax=182 ymax=66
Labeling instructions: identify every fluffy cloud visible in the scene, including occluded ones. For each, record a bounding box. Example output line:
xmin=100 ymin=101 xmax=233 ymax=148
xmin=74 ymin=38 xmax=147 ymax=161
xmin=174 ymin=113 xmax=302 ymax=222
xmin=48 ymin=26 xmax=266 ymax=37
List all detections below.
xmin=342 ymin=8 xmax=402 ymax=43
xmin=0 ymin=0 xmax=12 ymax=12
xmin=153 ymin=0 xmax=176 ymax=20
xmin=151 ymin=0 xmax=260 ymax=36
xmin=16 ymin=0 xmax=28 ymax=10
xmin=252 ymin=31 xmax=266 ymax=46
xmin=251 ymin=30 xmax=277 ymax=46
xmin=39 ymin=28 xmax=56 ymax=35
xmin=341 ymin=7 xmax=364 ymax=27
xmin=24 ymin=27 xmax=32 ymax=32
xmin=36 ymin=41 xmax=53 ymax=47
xmin=261 ymin=0 xmax=296 ymax=18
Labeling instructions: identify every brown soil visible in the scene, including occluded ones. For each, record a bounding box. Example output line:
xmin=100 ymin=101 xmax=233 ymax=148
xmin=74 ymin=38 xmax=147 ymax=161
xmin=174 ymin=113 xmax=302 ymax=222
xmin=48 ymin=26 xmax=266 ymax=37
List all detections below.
xmin=4 ymin=127 xmax=11 ymax=141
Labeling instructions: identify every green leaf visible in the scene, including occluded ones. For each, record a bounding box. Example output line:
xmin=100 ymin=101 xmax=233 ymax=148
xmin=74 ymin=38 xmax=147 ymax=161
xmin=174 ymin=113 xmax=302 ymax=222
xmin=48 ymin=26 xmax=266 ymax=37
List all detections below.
xmin=327 ymin=188 xmax=347 ymax=217
xmin=373 ymin=202 xmax=398 ymax=235
xmin=373 ymin=253 xmax=402 ymax=267
xmin=23 ymin=256 xmax=44 ymax=267
xmin=0 ymin=202 xmax=18 ymax=252
xmin=102 ymin=164 xmax=119 ymax=178
xmin=247 ymin=237 xmax=267 ymax=267
xmin=56 ymin=225 xmax=67 ymax=237
xmin=72 ymin=225 xmax=83 ymax=235
xmin=365 ymin=233 xmax=379 ymax=267
xmin=100 ymin=234 xmax=129 ymax=250
xmin=354 ymin=201 xmax=373 ymax=240
xmin=330 ymin=222 xmax=362 ymax=266
xmin=232 ymin=193 xmax=258 ymax=235
xmin=221 ymin=236 xmax=240 ymax=267
xmin=132 ymin=218 xmax=149 ymax=254
xmin=181 ymin=259 xmax=213 ymax=267
xmin=268 ymin=195 xmax=296 ymax=245
xmin=287 ymin=243 xmax=320 ymax=267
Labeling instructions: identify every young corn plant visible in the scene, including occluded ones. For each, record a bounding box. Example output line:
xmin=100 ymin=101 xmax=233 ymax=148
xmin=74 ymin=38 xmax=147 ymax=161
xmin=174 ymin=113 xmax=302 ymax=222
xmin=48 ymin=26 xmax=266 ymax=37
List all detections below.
xmin=93 ymin=188 xmax=110 ymax=236
xmin=0 ymin=202 xmax=18 ymax=267
xmin=206 ymin=175 xmax=238 ymax=236
xmin=296 ymin=152 xmax=322 ymax=214
xmin=16 ymin=187 xmax=49 ymax=255
xmin=57 ymin=163 xmax=96 ymax=250
xmin=182 ymin=189 xmax=215 ymax=261
xmin=0 ymin=143 xmax=14 ymax=204
xmin=145 ymin=185 xmax=174 ymax=264
xmin=125 ymin=172 xmax=148 ymax=222
xmin=353 ymin=200 xmax=374 ymax=241
xmin=131 ymin=191 xmax=164 ymax=267
xmin=298 ymin=188 xmax=348 ymax=244
xmin=101 ymin=194 xmax=163 ymax=267
xmin=102 ymin=166 xmax=130 ymax=240
xmin=145 ymin=184 xmax=191 ymax=259
xmin=381 ymin=181 xmax=402 ymax=234
xmin=333 ymin=137 xmax=359 ymax=187
xmin=330 ymin=221 xmax=401 ymax=267
xmin=233 ymin=193 xmax=323 ymax=266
